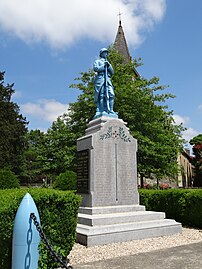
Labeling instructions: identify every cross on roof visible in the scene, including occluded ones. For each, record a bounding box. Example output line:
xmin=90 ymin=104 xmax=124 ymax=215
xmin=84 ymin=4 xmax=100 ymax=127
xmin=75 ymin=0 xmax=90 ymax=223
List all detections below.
xmin=118 ymin=10 xmax=123 ymax=25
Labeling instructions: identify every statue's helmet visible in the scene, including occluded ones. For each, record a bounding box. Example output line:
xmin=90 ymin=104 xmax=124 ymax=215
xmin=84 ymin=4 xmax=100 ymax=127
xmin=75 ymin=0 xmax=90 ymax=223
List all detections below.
xmin=99 ymin=48 xmax=108 ymax=57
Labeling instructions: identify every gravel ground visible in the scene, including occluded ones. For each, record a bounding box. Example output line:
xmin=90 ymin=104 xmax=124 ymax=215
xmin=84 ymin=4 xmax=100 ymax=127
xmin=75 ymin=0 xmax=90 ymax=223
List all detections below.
xmin=68 ymin=228 xmax=202 ymax=265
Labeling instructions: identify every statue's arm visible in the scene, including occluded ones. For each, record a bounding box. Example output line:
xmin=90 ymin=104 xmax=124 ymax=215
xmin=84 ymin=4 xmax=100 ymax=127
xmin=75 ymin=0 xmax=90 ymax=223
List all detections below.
xmin=93 ymin=60 xmax=105 ymax=72
xmin=108 ymin=64 xmax=114 ymax=75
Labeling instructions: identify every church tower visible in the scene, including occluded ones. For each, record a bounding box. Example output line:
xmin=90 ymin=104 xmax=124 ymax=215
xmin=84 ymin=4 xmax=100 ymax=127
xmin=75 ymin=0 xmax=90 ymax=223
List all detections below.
xmin=114 ymin=18 xmax=131 ymax=62
xmin=114 ymin=17 xmax=139 ymax=78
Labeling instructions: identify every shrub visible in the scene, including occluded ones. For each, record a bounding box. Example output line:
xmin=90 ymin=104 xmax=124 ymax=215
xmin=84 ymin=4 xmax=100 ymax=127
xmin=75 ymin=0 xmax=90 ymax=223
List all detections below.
xmin=53 ymin=170 xmax=77 ymax=191
xmin=139 ymin=189 xmax=202 ymax=228
xmin=0 ymin=188 xmax=81 ymax=269
xmin=0 ymin=168 xmax=20 ymax=189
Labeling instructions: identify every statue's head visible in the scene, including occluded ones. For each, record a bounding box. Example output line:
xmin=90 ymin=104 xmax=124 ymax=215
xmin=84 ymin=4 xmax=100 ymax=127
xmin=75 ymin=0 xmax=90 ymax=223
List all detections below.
xmin=99 ymin=48 xmax=108 ymax=58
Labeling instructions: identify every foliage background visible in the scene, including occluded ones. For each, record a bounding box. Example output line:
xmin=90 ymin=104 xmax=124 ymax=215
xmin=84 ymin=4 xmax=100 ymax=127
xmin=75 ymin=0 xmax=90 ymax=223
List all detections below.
xmin=0 ymin=72 xmax=28 ymax=176
xmin=0 ymin=168 xmax=20 ymax=189
xmin=190 ymin=134 xmax=202 ymax=186
xmin=139 ymin=189 xmax=202 ymax=228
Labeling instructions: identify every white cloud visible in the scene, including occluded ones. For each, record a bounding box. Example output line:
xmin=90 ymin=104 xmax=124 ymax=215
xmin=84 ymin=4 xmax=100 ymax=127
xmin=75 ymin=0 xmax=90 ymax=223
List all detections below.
xmin=182 ymin=128 xmax=200 ymax=143
xmin=173 ymin=114 xmax=200 ymax=144
xmin=198 ymin=104 xmax=202 ymax=110
xmin=0 ymin=0 xmax=166 ymax=49
xmin=173 ymin=114 xmax=190 ymax=125
xmin=20 ymin=99 xmax=68 ymax=122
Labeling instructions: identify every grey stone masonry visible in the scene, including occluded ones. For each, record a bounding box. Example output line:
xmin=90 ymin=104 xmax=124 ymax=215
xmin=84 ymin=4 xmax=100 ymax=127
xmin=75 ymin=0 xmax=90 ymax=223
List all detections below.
xmin=76 ymin=116 xmax=182 ymax=247
xmin=76 ymin=205 xmax=182 ymax=246
xmin=77 ymin=116 xmax=139 ymax=207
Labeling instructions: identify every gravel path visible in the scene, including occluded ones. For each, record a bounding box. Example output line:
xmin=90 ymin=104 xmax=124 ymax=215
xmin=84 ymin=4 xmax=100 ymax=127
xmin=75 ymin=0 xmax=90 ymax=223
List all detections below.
xmin=68 ymin=228 xmax=202 ymax=265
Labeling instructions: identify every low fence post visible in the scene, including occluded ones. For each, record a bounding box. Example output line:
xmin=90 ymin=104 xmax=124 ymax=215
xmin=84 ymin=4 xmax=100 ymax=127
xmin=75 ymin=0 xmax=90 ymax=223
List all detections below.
xmin=12 ymin=193 xmax=40 ymax=269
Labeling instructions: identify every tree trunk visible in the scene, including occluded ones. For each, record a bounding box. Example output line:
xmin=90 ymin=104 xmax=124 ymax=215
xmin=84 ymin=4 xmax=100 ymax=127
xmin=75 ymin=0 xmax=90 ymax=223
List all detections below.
xmin=140 ymin=174 xmax=144 ymax=188
xmin=157 ymin=177 xmax=159 ymax=189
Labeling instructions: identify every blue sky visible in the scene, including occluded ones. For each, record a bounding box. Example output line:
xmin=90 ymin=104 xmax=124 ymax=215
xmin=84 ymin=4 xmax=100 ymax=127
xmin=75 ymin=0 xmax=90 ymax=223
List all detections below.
xmin=0 ymin=0 xmax=201 ymax=148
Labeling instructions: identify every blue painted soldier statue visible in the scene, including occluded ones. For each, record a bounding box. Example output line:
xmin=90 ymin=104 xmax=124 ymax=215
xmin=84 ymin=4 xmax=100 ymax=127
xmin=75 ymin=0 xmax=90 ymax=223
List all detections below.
xmin=93 ymin=48 xmax=117 ymax=118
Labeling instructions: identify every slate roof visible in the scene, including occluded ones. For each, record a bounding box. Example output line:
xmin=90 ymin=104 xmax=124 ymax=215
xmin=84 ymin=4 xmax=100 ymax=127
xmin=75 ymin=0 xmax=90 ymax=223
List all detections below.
xmin=114 ymin=20 xmax=140 ymax=78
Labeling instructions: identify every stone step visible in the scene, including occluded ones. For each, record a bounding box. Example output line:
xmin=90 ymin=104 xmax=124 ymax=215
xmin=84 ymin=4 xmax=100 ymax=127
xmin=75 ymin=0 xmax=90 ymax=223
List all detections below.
xmin=76 ymin=219 xmax=182 ymax=246
xmin=78 ymin=204 xmax=145 ymax=215
xmin=78 ymin=210 xmax=166 ymax=226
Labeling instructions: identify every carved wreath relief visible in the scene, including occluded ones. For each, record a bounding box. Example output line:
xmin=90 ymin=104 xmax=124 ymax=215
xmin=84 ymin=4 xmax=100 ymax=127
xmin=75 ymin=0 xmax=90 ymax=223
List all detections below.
xmin=99 ymin=126 xmax=131 ymax=143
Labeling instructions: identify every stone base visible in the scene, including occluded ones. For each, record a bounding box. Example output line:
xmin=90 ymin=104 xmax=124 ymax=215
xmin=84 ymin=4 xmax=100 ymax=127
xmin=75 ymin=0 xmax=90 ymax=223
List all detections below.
xmin=76 ymin=205 xmax=182 ymax=247
xmin=76 ymin=117 xmax=182 ymax=247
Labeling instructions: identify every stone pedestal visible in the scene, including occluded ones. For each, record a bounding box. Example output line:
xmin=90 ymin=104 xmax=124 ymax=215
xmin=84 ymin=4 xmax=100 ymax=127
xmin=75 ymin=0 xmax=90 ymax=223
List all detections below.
xmin=76 ymin=116 xmax=182 ymax=246
xmin=77 ymin=116 xmax=139 ymax=207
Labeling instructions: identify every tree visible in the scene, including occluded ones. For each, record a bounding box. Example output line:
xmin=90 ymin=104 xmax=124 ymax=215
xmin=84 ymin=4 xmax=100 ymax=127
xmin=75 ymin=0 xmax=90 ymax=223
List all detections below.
xmin=68 ymin=48 xmax=184 ymax=183
xmin=53 ymin=170 xmax=77 ymax=190
xmin=0 ymin=71 xmax=28 ymax=176
xmin=0 ymin=168 xmax=20 ymax=189
xmin=42 ymin=116 xmax=77 ymax=176
xmin=22 ymin=116 xmax=78 ymax=183
xmin=190 ymin=134 xmax=202 ymax=187
xmin=21 ymin=129 xmax=46 ymax=184
xmin=34 ymin=116 xmax=77 ymax=177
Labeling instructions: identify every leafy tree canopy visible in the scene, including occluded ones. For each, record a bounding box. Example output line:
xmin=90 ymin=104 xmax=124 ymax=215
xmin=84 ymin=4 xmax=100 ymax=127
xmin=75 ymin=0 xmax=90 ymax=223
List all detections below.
xmin=0 ymin=71 xmax=28 ymax=175
xmin=43 ymin=116 xmax=77 ymax=175
xmin=190 ymin=134 xmax=202 ymax=186
xmin=23 ymin=116 xmax=77 ymax=183
xmin=21 ymin=129 xmax=46 ymax=183
xmin=190 ymin=134 xmax=202 ymax=146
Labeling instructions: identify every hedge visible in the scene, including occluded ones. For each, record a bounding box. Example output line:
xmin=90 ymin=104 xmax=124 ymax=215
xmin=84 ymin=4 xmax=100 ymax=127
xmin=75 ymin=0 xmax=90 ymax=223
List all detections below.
xmin=139 ymin=189 xmax=202 ymax=228
xmin=53 ymin=170 xmax=77 ymax=191
xmin=0 ymin=168 xmax=20 ymax=189
xmin=0 ymin=188 xmax=81 ymax=269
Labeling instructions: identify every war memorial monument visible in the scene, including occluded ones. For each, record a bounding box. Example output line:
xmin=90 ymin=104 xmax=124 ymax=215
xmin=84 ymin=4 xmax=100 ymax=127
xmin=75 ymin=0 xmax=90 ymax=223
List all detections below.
xmin=76 ymin=48 xmax=182 ymax=247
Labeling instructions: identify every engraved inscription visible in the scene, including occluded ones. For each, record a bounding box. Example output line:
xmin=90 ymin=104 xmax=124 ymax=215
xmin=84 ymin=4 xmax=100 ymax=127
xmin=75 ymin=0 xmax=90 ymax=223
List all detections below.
xmin=77 ymin=150 xmax=89 ymax=193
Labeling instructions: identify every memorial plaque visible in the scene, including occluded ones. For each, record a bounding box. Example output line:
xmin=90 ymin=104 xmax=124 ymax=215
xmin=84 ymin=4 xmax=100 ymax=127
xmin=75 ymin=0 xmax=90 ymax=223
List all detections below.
xmin=77 ymin=149 xmax=89 ymax=193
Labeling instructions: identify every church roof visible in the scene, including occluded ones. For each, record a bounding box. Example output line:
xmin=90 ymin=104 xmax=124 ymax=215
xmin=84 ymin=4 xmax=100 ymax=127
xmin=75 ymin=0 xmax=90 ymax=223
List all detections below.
xmin=114 ymin=20 xmax=131 ymax=62
xmin=114 ymin=19 xmax=140 ymax=78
